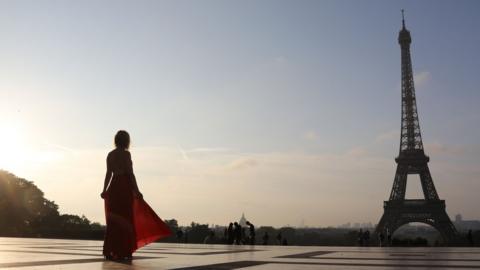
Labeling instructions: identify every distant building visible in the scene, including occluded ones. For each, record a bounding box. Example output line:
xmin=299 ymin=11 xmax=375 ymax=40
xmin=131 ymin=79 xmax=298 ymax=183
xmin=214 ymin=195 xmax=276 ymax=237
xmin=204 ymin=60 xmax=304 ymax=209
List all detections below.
xmin=455 ymin=214 xmax=462 ymax=222
xmin=454 ymin=214 xmax=480 ymax=231
xmin=337 ymin=222 xmax=351 ymax=229
xmin=239 ymin=213 xmax=247 ymax=227
xmin=299 ymin=219 xmax=305 ymax=228
xmin=340 ymin=222 xmax=374 ymax=229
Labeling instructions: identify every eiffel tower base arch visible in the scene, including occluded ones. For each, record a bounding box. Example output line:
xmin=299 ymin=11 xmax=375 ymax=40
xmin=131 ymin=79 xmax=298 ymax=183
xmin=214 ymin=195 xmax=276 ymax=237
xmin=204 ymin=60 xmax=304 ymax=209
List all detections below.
xmin=376 ymin=200 xmax=458 ymax=244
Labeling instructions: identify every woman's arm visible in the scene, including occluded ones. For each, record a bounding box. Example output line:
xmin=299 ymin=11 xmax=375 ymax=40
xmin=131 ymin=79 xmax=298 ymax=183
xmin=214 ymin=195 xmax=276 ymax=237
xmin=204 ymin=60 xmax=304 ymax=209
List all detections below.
xmin=131 ymin=172 xmax=142 ymax=198
xmin=101 ymin=155 xmax=113 ymax=198
xmin=127 ymin=152 xmax=143 ymax=199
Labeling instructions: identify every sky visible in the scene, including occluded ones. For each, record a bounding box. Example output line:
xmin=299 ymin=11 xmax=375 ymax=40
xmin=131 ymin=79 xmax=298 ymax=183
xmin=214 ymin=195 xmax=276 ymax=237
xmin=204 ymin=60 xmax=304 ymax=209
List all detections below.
xmin=0 ymin=0 xmax=479 ymax=227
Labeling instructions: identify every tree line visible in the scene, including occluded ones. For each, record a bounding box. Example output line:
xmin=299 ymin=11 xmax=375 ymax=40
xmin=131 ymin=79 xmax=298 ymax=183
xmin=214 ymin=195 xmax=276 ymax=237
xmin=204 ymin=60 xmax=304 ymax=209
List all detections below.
xmin=0 ymin=170 xmax=104 ymax=239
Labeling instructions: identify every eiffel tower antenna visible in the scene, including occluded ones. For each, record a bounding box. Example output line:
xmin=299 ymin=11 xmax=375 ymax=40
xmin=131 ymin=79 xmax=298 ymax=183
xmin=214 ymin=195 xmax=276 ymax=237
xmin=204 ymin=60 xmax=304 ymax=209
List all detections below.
xmin=375 ymin=13 xmax=458 ymax=244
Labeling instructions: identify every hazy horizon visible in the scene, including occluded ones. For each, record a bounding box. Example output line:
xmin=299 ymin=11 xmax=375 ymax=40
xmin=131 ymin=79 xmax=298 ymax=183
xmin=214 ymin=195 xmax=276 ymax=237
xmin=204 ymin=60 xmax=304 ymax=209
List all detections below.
xmin=1 ymin=0 xmax=479 ymax=227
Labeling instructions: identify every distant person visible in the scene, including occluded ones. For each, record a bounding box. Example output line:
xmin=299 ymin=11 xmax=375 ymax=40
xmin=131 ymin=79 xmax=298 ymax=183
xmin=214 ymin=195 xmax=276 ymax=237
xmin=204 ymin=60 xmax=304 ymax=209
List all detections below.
xmin=246 ymin=221 xmax=256 ymax=245
xmin=467 ymin=230 xmax=474 ymax=246
xmin=101 ymin=130 xmax=171 ymax=260
xmin=227 ymin=223 xmax=234 ymax=244
xmin=223 ymin=227 xmax=228 ymax=243
xmin=241 ymin=227 xmax=247 ymax=244
xmin=276 ymin=232 xmax=282 ymax=245
xmin=357 ymin=229 xmax=364 ymax=246
xmin=363 ymin=230 xmax=370 ymax=246
xmin=386 ymin=230 xmax=392 ymax=247
xmin=233 ymin=222 xmax=242 ymax=245
xmin=262 ymin=231 xmax=270 ymax=245
xmin=176 ymin=230 xmax=184 ymax=242
xmin=184 ymin=231 xmax=189 ymax=243
xmin=378 ymin=232 xmax=385 ymax=247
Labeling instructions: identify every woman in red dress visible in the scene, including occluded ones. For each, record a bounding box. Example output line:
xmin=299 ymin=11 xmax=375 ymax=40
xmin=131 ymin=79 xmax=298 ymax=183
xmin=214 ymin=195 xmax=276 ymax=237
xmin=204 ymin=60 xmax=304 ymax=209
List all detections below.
xmin=101 ymin=130 xmax=171 ymax=260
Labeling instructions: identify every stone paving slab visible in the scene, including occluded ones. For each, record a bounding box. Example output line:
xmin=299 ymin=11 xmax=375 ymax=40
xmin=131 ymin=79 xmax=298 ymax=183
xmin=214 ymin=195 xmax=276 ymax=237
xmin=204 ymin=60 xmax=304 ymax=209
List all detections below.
xmin=1 ymin=237 xmax=479 ymax=269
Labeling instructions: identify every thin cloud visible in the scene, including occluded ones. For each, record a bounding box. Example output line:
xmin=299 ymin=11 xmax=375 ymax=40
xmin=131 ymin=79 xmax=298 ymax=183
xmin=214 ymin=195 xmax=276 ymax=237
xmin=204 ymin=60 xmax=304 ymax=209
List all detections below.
xmin=177 ymin=145 xmax=189 ymax=161
xmin=42 ymin=142 xmax=76 ymax=153
xmin=187 ymin=147 xmax=230 ymax=153
xmin=414 ymin=71 xmax=431 ymax=89
xmin=303 ymin=131 xmax=319 ymax=141
xmin=424 ymin=141 xmax=465 ymax=156
xmin=345 ymin=146 xmax=368 ymax=158
xmin=227 ymin=158 xmax=258 ymax=171
xmin=375 ymin=130 xmax=399 ymax=143
xmin=394 ymin=71 xmax=431 ymax=91
xmin=274 ymin=56 xmax=288 ymax=65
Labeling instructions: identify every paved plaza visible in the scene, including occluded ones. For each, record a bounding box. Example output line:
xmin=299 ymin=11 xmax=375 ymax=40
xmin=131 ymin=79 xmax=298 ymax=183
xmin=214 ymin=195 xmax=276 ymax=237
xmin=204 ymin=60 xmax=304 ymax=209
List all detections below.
xmin=0 ymin=237 xmax=479 ymax=269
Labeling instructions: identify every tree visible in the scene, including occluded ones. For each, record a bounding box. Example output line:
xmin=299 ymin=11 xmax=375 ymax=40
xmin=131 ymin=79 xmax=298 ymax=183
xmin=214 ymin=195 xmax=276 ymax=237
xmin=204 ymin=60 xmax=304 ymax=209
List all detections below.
xmin=160 ymin=219 xmax=180 ymax=242
xmin=187 ymin=222 xmax=211 ymax=243
xmin=0 ymin=170 xmax=104 ymax=239
xmin=0 ymin=170 xmax=60 ymax=236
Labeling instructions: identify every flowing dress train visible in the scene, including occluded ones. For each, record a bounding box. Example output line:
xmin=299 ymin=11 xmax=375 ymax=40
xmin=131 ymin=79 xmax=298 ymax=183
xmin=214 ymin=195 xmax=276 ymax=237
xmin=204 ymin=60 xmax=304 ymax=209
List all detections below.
xmin=103 ymin=174 xmax=171 ymax=258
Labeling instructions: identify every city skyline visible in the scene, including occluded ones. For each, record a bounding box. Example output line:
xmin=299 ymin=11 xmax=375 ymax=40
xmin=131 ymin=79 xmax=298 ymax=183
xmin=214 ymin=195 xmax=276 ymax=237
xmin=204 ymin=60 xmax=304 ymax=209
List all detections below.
xmin=0 ymin=1 xmax=479 ymax=227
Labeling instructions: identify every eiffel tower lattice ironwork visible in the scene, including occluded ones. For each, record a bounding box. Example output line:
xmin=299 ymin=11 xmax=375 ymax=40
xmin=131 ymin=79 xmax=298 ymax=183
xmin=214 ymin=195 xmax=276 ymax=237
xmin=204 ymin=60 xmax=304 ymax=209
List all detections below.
xmin=375 ymin=11 xmax=457 ymax=243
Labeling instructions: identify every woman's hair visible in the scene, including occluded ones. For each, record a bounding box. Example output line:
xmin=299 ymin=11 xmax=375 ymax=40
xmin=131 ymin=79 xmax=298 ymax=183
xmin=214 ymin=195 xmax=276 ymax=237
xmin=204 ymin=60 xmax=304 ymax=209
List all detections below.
xmin=114 ymin=130 xmax=130 ymax=149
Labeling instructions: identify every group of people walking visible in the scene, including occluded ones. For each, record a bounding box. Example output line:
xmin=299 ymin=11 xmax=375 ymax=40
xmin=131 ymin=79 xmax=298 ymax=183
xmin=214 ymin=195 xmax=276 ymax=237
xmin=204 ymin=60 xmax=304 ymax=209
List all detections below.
xmin=261 ymin=231 xmax=287 ymax=245
xmin=225 ymin=221 xmax=256 ymax=245
xmin=223 ymin=221 xmax=288 ymax=246
xmin=357 ymin=229 xmax=392 ymax=247
xmin=357 ymin=229 xmax=371 ymax=246
xmin=377 ymin=229 xmax=393 ymax=247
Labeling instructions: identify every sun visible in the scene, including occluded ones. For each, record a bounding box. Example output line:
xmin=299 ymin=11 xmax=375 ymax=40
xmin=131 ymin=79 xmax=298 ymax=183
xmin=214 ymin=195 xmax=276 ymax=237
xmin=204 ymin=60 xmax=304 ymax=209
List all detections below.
xmin=0 ymin=123 xmax=29 ymax=173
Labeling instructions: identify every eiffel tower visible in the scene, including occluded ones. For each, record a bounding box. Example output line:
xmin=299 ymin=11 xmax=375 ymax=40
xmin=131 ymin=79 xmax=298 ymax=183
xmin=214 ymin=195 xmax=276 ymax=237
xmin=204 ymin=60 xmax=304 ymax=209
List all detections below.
xmin=375 ymin=11 xmax=457 ymax=243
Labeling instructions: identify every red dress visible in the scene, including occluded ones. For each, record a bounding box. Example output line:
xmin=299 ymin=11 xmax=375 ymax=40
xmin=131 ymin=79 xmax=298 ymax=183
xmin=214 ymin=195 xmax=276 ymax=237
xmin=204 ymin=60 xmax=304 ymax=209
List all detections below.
xmin=103 ymin=174 xmax=171 ymax=258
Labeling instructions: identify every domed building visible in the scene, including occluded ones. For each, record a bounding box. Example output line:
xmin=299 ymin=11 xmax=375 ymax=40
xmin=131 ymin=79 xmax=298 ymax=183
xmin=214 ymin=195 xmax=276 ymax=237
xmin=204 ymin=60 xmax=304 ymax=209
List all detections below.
xmin=239 ymin=213 xmax=247 ymax=227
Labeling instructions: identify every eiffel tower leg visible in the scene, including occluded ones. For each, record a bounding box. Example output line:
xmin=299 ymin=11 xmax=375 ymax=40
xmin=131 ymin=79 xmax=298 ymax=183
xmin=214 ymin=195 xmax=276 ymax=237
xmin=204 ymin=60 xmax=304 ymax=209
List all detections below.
xmin=375 ymin=213 xmax=387 ymax=235
xmin=432 ymin=211 xmax=458 ymax=244
xmin=389 ymin=164 xmax=408 ymax=200
xmin=419 ymin=165 xmax=439 ymax=201
xmin=376 ymin=207 xmax=402 ymax=245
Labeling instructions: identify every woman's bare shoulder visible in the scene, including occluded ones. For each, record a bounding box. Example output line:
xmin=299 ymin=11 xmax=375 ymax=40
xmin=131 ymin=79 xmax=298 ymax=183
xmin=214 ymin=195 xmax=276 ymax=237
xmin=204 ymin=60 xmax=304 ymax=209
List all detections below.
xmin=107 ymin=149 xmax=122 ymax=160
xmin=108 ymin=149 xmax=130 ymax=158
xmin=107 ymin=149 xmax=116 ymax=158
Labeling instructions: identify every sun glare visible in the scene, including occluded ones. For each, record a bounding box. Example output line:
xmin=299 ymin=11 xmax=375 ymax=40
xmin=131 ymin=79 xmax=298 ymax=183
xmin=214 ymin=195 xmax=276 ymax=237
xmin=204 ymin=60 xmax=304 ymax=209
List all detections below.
xmin=0 ymin=124 xmax=29 ymax=173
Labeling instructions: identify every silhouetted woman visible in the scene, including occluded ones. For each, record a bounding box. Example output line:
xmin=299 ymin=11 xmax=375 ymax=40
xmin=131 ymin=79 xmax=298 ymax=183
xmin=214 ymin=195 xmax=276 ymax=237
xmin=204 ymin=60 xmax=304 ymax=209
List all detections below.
xmin=101 ymin=130 xmax=171 ymax=260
